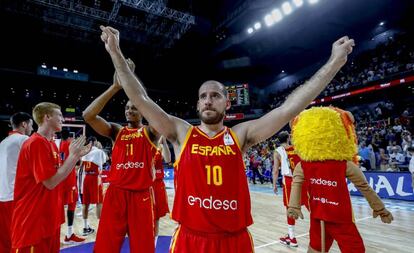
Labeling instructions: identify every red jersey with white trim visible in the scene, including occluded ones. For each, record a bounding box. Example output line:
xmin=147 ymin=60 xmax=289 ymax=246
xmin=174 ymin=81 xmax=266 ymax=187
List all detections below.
xmin=11 ymin=133 xmax=64 ymax=248
xmin=286 ymin=146 xmax=300 ymax=174
xmin=60 ymin=139 xmax=77 ymax=189
xmin=108 ymin=126 xmax=157 ymax=191
xmin=172 ymin=126 xmax=253 ymax=233
xmin=154 ymin=151 xmax=164 ymax=180
xmin=301 ymin=160 xmax=353 ymax=222
xmin=83 ymin=161 xmax=100 ymax=175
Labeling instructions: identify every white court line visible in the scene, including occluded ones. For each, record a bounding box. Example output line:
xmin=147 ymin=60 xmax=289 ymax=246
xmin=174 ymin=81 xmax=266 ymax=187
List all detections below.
xmin=254 ymin=216 xmax=373 ymax=249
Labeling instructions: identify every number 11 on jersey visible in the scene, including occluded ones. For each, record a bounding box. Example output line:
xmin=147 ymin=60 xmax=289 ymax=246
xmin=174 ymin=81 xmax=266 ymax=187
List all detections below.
xmin=126 ymin=143 xmax=134 ymax=156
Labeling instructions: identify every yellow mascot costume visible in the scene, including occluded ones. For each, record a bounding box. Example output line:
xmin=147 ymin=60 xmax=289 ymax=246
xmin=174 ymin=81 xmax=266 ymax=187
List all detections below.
xmin=287 ymin=106 xmax=393 ymax=253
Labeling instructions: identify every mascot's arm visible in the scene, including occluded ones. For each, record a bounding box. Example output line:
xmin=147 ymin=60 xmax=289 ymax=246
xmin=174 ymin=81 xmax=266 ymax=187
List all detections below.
xmin=346 ymin=161 xmax=394 ymax=224
xmin=287 ymin=163 xmax=304 ymax=219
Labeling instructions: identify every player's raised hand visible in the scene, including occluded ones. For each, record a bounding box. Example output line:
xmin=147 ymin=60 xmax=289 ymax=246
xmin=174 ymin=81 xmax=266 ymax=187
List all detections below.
xmin=100 ymin=25 xmax=120 ymax=55
xmin=329 ymin=36 xmax=355 ymax=68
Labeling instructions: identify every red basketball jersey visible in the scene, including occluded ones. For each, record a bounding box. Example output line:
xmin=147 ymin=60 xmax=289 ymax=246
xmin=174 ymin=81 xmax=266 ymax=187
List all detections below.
xmin=285 ymin=146 xmax=301 ymax=173
xmin=154 ymin=151 xmax=164 ymax=180
xmin=301 ymin=160 xmax=353 ymax=222
xmin=172 ymin=126 xmax=253 ymax=233
xmin=60 ymin=139 xmax=76 ymax=189
xmin=83 ymin=161 xmax=100 ymax=175
xmin=109 ymin=126 xmax=157 ymax=191
xmin=11 ymin=133 xmax=63 ymax=248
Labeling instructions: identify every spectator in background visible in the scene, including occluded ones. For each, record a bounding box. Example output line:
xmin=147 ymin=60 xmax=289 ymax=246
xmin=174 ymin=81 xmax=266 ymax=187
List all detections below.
xmin=401 ymin=130 xmax=413 ymax=153
xmin=359 ymin=141 xmax=372 ymax=170
xmin=379 ymin=148 xmax=390 ymax=171
xmin=389 ymin=147 xmax=405 ymax=168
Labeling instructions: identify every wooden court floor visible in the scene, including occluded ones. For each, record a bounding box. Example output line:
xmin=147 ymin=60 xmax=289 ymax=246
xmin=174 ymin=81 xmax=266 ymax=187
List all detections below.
xmin=61 ymin=182 xmax=414 ymax=252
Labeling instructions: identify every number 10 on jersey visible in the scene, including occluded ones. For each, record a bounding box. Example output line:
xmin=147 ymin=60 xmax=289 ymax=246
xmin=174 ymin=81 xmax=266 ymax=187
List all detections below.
xmin=205 ymin=165 xmax=223 ymax=186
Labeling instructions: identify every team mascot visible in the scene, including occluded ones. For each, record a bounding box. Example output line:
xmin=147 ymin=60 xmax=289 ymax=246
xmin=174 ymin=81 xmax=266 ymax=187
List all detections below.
xmin=287 ymin=106 xmax=393 ymax=253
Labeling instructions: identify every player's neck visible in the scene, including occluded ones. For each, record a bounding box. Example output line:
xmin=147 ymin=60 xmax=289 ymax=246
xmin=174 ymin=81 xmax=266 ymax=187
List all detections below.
xmin=128 ymin=121 xmax=142 ymax=129
xmin=198 ymin=122 xmax=225 ymax=137
xmin=11 ymin=127 xmax=25 ymax=135
xmin=37 ymin=125 xmax=55 ymax=140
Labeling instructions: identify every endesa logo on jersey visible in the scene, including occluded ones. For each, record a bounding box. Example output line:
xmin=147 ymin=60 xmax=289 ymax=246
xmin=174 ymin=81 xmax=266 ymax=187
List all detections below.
xmin=310 ymin=177 xmax=338 ymax=187
xmin=188 ymin=195 xmax=238 ymax=211
xmin=115 ymin=161 xmax=145 ymax=170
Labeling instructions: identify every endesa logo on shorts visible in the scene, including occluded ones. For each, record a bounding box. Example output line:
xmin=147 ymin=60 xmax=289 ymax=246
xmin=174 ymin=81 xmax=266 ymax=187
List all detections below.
xmin=310 ymin=177 xmax=338 ymax=187
xmin=188 ymin=195 xmax=238 ymax=211
xmin=116 ymin=161 xmax=145 ymax=170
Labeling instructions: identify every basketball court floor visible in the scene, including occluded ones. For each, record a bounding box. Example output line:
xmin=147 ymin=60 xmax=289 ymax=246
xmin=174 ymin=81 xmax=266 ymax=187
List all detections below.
xmin=61 ymin=181 xmax=414 ymax=253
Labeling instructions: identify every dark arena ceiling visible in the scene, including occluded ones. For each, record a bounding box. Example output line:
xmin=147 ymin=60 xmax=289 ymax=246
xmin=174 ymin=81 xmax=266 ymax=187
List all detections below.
xmin=0 ymin=0 xmax=413 ymax=94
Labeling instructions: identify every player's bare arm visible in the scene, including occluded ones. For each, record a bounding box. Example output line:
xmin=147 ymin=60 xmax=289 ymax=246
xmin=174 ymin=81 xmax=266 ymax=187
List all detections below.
xmin=273 ymin=152 xmax=281 ymax=194
xmin=233 ymin=36 xmax=355 ymax=152
xmin=99 ymin=25 xmax=191 ymax=148
xmin=159 ymin=136 xmax=171 ymax=163
xmin=82 ymin=72 xmax=123 ymax=140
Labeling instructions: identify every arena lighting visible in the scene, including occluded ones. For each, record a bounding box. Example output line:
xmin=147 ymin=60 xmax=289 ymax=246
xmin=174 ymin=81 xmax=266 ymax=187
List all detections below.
xmin=264 ymin=14 xmax=275 ymax=26
xmin=379 ymin=21 xmax=385 ymax=26
xmin=247 ymin=27 xmax=254 ymax=34
xmin=282 ymin=2 xmax=293 ymax=15
xmin=308 ymin=0 xmax=319 ymax=4
xmin=292 ymin=0 xmax=304 ymax=7
xmin=271 ymin=9 xmax=283 ymax=23
xmin=63 ymin=68 xmax=68 ymax=72
xmin=254 ymin=22 xmax=262 ymax=30
xmin=52 ymin=66 xmax=57 ymax=70
xmin=41 ymin=63 xmax=47 ymax=68
xmin=73 ymin=70 xmax=78 ymax=73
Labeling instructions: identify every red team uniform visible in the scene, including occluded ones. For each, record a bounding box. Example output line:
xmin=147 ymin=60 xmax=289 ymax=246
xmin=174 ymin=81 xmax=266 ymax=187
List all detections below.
xmin=11 ymin=133 xmax=64 ymax=253
xmin=153 ymin=150 xmax=170 ymax=220
xmin=59 ymin=139 xmax=79 ymax=211
xmin=170 ymin=127 xmax=254 ymax=253
xmin=301 ymin=160 xmax=364 ymax=253
xmin=82 ymin=160 xmax=103 ymax=204
xmin=282 ymin=146 xmax=308 ymax=224
xmin=94 ymin=126 xmax=157 ymax=253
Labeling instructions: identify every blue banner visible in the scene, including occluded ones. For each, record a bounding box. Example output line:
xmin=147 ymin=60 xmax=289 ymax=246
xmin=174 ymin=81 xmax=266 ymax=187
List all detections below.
xmin=348 ymin=172 xmax=414 ymax=201
xmin=37 ymin=67 xmax=89 ymax=82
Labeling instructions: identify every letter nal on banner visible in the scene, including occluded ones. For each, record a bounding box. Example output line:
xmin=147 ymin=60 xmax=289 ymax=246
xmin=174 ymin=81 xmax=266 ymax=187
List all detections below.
xmin=347 ymin=172 xmax=414 ymax=201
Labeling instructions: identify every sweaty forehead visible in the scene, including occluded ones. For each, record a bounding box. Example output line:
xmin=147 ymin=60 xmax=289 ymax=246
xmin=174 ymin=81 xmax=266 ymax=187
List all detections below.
xmin=199 ymin=82 xmax=224 ymax=95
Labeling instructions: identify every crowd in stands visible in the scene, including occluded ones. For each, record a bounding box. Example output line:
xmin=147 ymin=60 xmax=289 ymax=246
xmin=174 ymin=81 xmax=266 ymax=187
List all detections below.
xmin=355 ymin=107 xmax=413 ymax=172
xmin=269 ymin=33 xmax=414 ymax=109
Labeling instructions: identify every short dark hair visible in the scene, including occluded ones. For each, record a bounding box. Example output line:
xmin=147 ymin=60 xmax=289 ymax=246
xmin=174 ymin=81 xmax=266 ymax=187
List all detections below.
xmin=278 ymin=131 xmax=290 ymax=143
xmin=10 ymin=112 xmax=32 ymax=129
xmin=87 ymin=136 xmax=97 ymax=144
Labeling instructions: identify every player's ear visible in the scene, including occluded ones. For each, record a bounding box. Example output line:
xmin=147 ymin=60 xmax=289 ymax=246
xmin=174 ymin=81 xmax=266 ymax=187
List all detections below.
xmin=225 ymin=99 xmax=231 ymax=110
